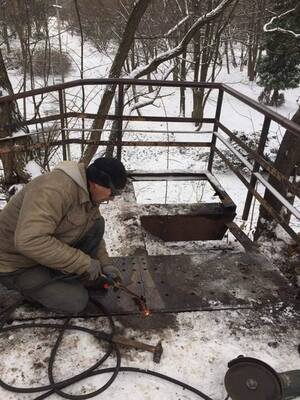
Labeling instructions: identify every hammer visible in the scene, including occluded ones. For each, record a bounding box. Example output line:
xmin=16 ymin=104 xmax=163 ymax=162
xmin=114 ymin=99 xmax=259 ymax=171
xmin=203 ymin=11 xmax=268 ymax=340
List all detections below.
xmin=100 ymin=333 xmax=163 ymax=363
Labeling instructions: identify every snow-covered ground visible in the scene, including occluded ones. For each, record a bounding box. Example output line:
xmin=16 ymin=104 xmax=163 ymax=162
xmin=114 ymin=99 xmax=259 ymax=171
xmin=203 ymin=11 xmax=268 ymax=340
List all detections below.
xmin=0 ymin=307 xmax=298 ymax=400
xmin=1 ymin=24 xmax=300 ymax=400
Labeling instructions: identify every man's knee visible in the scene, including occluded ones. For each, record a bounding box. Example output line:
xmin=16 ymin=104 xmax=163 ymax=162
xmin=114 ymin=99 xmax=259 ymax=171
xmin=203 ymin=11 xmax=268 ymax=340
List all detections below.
xmin=26 ymin=279 xmax=89 ymax=315
xmin=64 ymin=285 xmax=89 ymax=314
xmin=15 ymin=265 xmax=52 ymax=293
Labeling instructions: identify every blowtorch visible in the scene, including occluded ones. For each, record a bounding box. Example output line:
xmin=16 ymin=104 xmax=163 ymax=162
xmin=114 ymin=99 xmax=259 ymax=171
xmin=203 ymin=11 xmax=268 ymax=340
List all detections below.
xmin=98 ymin=274 xmax=151 ymax=317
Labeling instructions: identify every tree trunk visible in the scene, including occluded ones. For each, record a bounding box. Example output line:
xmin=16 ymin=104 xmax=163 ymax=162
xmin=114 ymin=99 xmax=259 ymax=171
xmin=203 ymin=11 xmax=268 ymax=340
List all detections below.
xmin=192 ymin=21 xmax=212 ymax=128
xmin=81 ymin=0 xmax=151 ymax=166
xmin=179 ymin=46 xmax=187 ymax=117
xmin=254 ymin=106 xmax=300 ymax=239
xmin=81 ymin=0 xmax=235 ymax=164
xmin=0 ymin=48 xmax=29 ymax=186
xmin=248 ymin=43 xmax=255 ymax=81
xmin=225 ymin=38 xmax=230 ymax=74
xmin=172 ymin=39 xmax=179 ymax=81
xmin=192 ymin=27 xmax=201 ymax=124
xmin=229 ymin=37 xmax=237 ymax=68
xmin=2 ymin=7 xmax=10 ymax=54
xmin=240 ymin=44 xmax=246 ymax=71
xmin=270 ymin=89 xmax=279 ymax=106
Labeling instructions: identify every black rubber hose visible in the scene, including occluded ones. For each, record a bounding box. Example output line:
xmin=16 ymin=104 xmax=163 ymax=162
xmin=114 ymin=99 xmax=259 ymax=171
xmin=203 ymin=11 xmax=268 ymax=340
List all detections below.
xmin=0 ymin=298 xmax=216 ymax=400
xmin=35 ymin=347 xmax=121 ymax=400
xmin=81 ymin=367 xmax=214 ymax=400
xmin=0 ymin=322 xmax=118 ymax=395
xmin=45 ymin=319 xmax=121 ymax=400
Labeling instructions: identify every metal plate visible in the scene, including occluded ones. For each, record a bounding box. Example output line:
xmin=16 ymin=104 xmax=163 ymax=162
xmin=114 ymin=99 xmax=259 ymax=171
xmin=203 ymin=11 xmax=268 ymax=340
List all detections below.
xmin=84 ymin=252 xmax=294 ymax=316
xmin=131 ymin=171 xmax=236 ymax=242
xmin=140 ymin=211 xmax=235 ymax=241
xmin=1 ymin=252 xmax=294 ymax=319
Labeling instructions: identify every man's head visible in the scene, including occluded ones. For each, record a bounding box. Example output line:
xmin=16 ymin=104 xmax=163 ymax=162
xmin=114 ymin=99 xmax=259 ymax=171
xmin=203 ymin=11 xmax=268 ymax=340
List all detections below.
xmin=86 ymin=157 xmax=127 ymax=204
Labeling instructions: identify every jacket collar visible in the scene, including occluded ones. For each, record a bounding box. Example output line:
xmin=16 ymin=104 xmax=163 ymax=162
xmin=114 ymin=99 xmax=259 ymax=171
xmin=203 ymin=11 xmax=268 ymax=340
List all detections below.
xmin=54 ymin=161 xmax=92 ymax=205
xmin=78 ymin=163 xmax=92 ymax=205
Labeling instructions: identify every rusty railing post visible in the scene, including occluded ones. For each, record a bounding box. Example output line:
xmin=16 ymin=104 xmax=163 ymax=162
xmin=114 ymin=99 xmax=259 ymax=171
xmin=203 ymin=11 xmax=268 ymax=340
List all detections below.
xmin=116 ymin=83 xmax=124 ymax=160
xmin=58 ymin=88 xmax=67 ymax=160
xmin=208 ymin=88 xmax=223 ymax=171
xmin=242 ymin=116 xmax=271 ymax=220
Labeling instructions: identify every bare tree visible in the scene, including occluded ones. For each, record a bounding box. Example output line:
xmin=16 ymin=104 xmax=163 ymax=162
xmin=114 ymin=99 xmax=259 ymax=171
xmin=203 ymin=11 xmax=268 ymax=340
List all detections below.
xmin=191 ymin=0 xmax=239 ymax=128
xmin=81 ymin=0 xmax=236 ymax=165
xmin=81 ymin=0 xmax=151 ymax=164
xmin=0 ymin=47 xmax=29 ymax=185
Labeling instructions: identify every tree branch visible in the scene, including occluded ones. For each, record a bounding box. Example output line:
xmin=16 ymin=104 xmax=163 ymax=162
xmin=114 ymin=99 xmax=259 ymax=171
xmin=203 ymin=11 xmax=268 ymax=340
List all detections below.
xmin=264 ymin=7 xmax=300 ymax=38
xmin=81 ymin=0 xmax=151 ymax=164
xmin=130 ymin=0 xmax=236 ymax=79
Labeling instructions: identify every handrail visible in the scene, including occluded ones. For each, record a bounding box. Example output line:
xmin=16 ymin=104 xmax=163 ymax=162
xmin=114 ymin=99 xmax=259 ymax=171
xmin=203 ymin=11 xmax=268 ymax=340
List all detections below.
xmin=218 ymin=122 xmax=300 ymax=199
xmin=0 ymin=78 xmax=299 ymax=246
xmin=0 ymin=78 xmax=221 ymax=102
xmin=222 ymin=84 xmax=300 ymax=138
xmin=1 ymin=78 xmax=299 ymax=137
xmin=5 ymin=112 xmax=214 ymax=130
xmin=214 ymin=131 xmax=300 ymax=220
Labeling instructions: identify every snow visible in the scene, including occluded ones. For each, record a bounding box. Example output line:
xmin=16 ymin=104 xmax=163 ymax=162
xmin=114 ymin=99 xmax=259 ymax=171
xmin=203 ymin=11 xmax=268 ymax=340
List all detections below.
xmin=0 ymin=88 xmax=9 ymax=96
xmin=12 ymin=130 xmax=27 ymax=138
xmin=25 ymin=160 xmax=43 ymax=179
xmin=0 ymin=18 xmax=300 ymax=400
xmin=0 ymin=308 xmax=298 ymax=400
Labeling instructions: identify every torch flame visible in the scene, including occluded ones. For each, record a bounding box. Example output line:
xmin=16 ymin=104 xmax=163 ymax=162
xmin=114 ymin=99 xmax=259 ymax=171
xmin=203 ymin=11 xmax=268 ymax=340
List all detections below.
xmin=143 ymin=308 xmax=151 ymax=317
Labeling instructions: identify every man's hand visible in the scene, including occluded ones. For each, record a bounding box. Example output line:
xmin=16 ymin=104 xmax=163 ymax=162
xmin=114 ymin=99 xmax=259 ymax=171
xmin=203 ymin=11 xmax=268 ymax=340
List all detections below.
xmin=102 ymin=264 xmax=122 ymax=284
xmin=88 ymin=259 xmax=102 ymax=280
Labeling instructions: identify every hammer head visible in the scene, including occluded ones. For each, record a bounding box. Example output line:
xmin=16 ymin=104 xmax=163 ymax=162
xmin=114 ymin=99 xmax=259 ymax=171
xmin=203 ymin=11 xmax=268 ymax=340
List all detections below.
xmin=153 ymin=341 xmax=163 ymax=364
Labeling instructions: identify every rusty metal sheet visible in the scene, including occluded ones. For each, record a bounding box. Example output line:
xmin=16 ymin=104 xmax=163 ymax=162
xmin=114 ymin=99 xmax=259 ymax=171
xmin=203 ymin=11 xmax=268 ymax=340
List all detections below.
xmin=83 ymin=252 xmax=293 ymax=316
xmin=140 ymin=206 xmax=236 ymax=241
xmin=131 ymin=172 xmax=236 ymax=242
xmin=2 ymin=252 xmax=294 ymax=319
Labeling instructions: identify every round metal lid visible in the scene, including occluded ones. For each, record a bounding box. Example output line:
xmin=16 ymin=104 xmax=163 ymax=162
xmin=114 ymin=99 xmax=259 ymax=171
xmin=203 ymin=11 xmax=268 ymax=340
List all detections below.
xmin=224 ymin=357 xmax=282 ymax=400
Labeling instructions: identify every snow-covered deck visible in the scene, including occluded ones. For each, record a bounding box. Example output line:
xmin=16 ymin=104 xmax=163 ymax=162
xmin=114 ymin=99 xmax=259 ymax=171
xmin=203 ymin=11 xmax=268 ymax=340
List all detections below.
xmin=0 ymin=172 xmax=299 ymax=400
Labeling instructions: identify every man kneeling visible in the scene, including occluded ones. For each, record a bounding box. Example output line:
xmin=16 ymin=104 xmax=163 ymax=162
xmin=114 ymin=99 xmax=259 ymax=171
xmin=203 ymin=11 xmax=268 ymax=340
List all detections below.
xmin=0 ymin=157 xmax=127 ymax=315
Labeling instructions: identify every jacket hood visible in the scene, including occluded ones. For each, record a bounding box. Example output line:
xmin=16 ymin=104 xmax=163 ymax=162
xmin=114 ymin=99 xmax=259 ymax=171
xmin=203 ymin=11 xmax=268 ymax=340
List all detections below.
xmin=54 ymin=161 xmax=89 ymax=195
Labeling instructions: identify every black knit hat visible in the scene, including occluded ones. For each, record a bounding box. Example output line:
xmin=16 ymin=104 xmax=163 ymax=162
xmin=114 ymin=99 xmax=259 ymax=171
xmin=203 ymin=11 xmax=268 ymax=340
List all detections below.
xmin=86 ymin=157 xmax=127 ymax=193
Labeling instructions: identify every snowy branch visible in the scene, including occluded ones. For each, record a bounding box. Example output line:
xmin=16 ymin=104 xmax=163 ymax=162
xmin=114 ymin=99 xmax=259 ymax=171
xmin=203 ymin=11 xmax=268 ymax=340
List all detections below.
xmin=129 ymin=96 xmax=159 ymax=112
xmin=130 ymin=0 xmax=235 ymax=79
xmin=165 ymin=15 xmax=190 ymax=37
xmin=264 ymin=8 xmax=300 ymax=38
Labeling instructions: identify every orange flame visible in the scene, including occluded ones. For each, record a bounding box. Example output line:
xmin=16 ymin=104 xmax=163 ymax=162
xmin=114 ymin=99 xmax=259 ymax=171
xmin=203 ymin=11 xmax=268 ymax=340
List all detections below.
xmin=143 ymin=308 xmax=151 ymax=317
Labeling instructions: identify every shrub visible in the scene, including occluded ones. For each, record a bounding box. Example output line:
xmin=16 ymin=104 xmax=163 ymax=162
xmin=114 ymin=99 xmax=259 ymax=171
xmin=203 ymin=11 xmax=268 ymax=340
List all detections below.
xmin=10 ymin=47 xmax=72 ymax=77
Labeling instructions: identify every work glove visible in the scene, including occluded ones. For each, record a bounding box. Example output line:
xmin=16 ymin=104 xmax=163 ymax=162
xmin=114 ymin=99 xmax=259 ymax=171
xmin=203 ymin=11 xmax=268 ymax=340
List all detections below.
xmin=88 ymin=259 xmax=102 ymax=281
xmin=102 ymin=264 xmax=122 ymax=285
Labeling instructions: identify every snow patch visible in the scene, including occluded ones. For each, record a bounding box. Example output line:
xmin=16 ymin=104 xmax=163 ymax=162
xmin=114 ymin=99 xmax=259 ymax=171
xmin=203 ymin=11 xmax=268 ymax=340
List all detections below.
xmin=25 ymin=160 xmax=43 ymax=179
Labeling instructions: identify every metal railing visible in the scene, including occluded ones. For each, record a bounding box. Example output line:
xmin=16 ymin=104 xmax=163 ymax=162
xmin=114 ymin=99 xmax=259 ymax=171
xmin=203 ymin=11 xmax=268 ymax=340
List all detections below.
xmin=0 ymin=78 xmax=300 ymax=245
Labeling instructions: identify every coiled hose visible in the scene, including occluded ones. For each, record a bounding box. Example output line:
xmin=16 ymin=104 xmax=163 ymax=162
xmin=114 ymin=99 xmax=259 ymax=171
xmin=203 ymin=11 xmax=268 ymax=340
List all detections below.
xmin=0 ymin=297 xmax=216 ymax=400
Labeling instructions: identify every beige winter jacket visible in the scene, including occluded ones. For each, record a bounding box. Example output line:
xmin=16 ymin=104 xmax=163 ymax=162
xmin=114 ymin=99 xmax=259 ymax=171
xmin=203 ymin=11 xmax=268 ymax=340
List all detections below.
xmin=0 ymin=161 xmax=110 ymax=275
